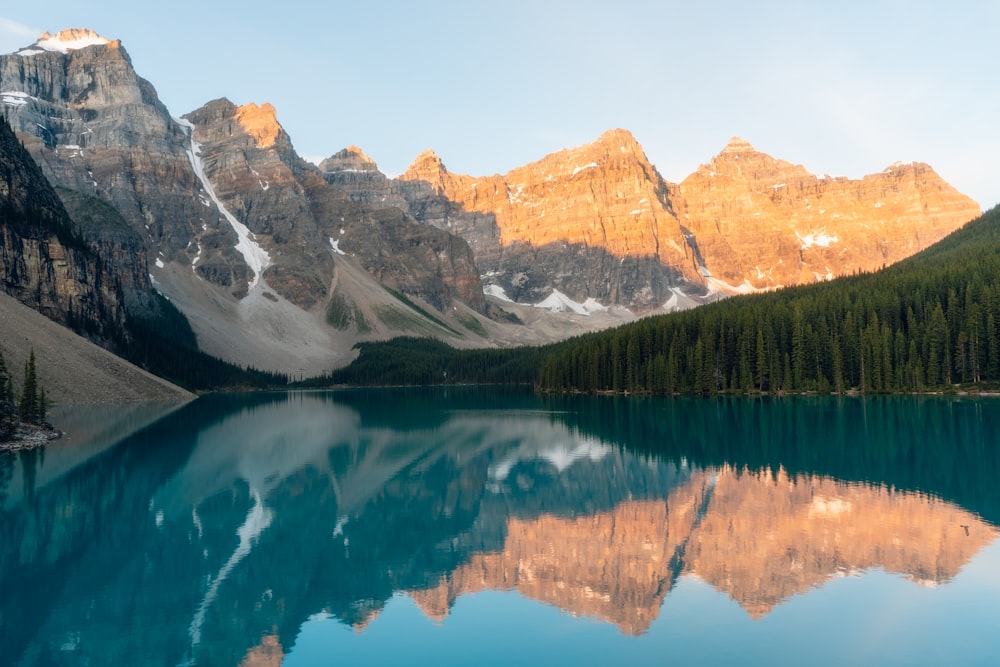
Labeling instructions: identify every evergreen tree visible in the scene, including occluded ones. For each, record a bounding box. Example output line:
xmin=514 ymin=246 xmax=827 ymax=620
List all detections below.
xmin=755 ymin=329 xmax=768 ymax=392
xmin=37 ymin=386 xmax=47 ymax=424
xmin=0 ymin=350 xmax=16 ymax=439
xmin=0 ymin=351 xmax=9 ymax=405
xmin=19 ymin=350 xmax=39 ymax=425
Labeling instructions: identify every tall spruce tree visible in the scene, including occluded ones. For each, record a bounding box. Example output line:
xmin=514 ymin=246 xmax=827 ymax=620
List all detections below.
xmin=37 ymin=386 xmax=47 ymax=424
xmin=0 ymin=350 xmax=16 ymax=439
xmin=0 ymin=350 xmax=9 ymax=405
xmin=19 ymin=350 xmax=38 ymax=425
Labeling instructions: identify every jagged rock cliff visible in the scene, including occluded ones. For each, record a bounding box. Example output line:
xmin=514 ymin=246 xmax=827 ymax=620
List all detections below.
xmin=0 ymin=30 xmax=486 ymax=316
xmin=394 ymin=130 xmax=694 ymax=308
xmin=55 ymin=187 xmax=153 ymax=314
xmin=371 ymin=131 xmax=980 ymax=308
xmin=0 ymin=114 xmax=125 ymax=339
xmin=0 ymin=29 xmax=211 ymax=285
xmin=182 ymin=99 xmax=484 ymax=312
xmin=320 ymin=145 xmax=409 ymax=210
xmin=676 ymin=137 xmax=982 ymax=291
xmin=181 ymin=98 xmax=330 ymax=303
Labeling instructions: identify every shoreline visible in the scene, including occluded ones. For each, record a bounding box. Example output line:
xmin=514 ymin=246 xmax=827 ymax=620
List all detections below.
xmin=0 ymin=424 xmax=65 ymax=452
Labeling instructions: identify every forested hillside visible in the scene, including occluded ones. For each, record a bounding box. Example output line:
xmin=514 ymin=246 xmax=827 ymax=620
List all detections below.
xmin=536 ymin=205 xmax=1000 ymax=394
xmin=311 ymin=337 xmax=545 ymax=387
xmin=330 ymin=205 xmax=1000 ymax=395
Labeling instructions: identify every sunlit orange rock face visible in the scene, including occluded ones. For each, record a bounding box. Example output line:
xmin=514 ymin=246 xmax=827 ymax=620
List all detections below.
xmin=676 ymin=138 xmax=982 ymax=291
xmin=400 ymin=130 xmax=701 ymax=285
xmin=235 ymin=103 xmax=282 ymax=149
xmin=407 ymin=468 xmax=995 ymax=632
xmin=238 ymin=635 xmax=283 ymax=667
xmin=398 ymin=133 xmax=979 ymax=300
xmin=405 ymin=130 xmax=677 ymax=253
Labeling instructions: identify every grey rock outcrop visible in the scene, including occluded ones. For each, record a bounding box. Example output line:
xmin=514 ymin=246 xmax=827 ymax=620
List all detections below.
xmin=0 ymin=113 xmax=125 ymax=340
xmin=183 ymin=98 xmax=485 ymax=312
xmin=0 ymin=29 xmax=224 ymax=310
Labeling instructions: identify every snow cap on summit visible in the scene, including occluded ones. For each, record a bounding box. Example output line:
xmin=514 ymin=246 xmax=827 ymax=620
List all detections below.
xmin=18 ymin=28 xmax=112 ymax=55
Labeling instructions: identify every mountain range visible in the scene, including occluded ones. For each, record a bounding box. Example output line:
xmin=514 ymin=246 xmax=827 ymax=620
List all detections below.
xmin=0 ymin=28 xmax=982 ymax=382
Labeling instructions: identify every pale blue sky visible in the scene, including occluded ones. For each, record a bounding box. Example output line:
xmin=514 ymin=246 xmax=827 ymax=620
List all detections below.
xmin=2 ymin=2 xmax=998 ymax=208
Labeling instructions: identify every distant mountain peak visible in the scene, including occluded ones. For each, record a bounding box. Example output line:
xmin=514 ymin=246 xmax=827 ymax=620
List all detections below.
xmin=694 ymin=135 xmax=803 ymax=181
xmin=412 ymin=149 xmax=444 ymax=166
xmin=721 ymin=136 xmax=757 ymax=153
xmin=594 ymin=127 xmax=641 ymax=150
xmin=17 ymin=28 xmax=114 ymax=56
xmin=403 ymin=149 xmax=448 ymax=178
xmin=320 ymin=145 xmax=379 ymax=173
xmin=522 ymin=129 xmax=653 ymax=184
xmin=234 ymin=102 xmax=282 ymax=148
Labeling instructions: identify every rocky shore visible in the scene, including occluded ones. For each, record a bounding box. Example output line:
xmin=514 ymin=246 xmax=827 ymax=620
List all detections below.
xmin=1 ymin=423 xmax=64 ymax=452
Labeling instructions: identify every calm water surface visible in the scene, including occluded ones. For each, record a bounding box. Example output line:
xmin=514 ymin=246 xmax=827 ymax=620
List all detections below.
xmin=1 ymin=389 xmax=998 ymax=666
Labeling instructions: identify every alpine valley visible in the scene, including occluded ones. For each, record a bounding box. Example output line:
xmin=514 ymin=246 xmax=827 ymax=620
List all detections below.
xmin=0 ymin=29 xmax=981 ymax=384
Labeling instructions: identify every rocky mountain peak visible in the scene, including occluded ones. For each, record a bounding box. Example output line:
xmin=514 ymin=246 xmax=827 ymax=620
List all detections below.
xmin=400 ymin=149 xmax=450 ymax=193
xmin=390 ymin=129 xmax=694 ymax=308
xmin=882 ymin=160 xmax=928 ymax=176
xmin=235 ymin=102 xmax=283 ymax=148
xmin=17 ymin=28 xmax=115 ymax=56
xmin=0 ymin=29 xmax=193 ymax=268
xmin=676 ymin=139 xmax=980 ymax=292
xmin=183 ymin=97 xmax=236 ymax=123
xmin=695 ymin=136 xmax=810 ymax=183
xmin=592 ymin=127 xmax=644 ymax=154
xmin=319 ymin=145 xmax=379 ymax=173
xmin=406 ymin=149 xmax=447 ymax=174
xmin=720 ymin=136 xmax=756 ymax=154
xmin=534 ymin=128 xmax=653 ymax=180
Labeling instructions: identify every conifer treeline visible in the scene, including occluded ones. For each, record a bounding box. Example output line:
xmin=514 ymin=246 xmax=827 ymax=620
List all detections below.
xmin=0 ymin=350 xmax=17 ymax=439
xmin=311 ymin=337 xmax=545 ymax=387
xmin=536 ymin=206 xmax=1000 ymax=394
xmin=16 ymin=350 xmax=45 ymax=424
xmin=327 ymin=205 xmax=1000 ymax=395
xmin=0 ymin=348 xmax=47 ymax=440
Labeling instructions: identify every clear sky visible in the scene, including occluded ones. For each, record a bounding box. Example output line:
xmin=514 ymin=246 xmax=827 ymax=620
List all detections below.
xmin=2 ymin=2 xmax=998 ymax=209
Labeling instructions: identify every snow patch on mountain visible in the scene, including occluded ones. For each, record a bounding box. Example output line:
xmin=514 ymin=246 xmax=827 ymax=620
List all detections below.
xmin=328 ymin=237 xmax=345 ymax=256
xmin=706 ymin=276 xmax=768 ymax=296
xmin=796 ymin=230 xmax=839 ymax=249
xmin=0 ymin=91 xmax=34 ymax=107
xmin=484 ymin=284 xmax=514 ymax=302
xmin=534 ymin=290 xmax=607 ymax=315
xmin=662 ymin=287 xmax=689 ymax=312
xmin=582 ymin=297 xmax=608 ymax=313
xmin=177 ymin=117 xmax=271 ymax=293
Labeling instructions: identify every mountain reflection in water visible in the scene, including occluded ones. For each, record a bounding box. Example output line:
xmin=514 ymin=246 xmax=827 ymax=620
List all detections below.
xmin=1 ymin=389 xmax=997 ymax=666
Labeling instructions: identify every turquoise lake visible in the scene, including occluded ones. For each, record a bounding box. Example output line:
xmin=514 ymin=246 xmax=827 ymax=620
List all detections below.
xmin=1 ymin=388 xmax=999 ymax=666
